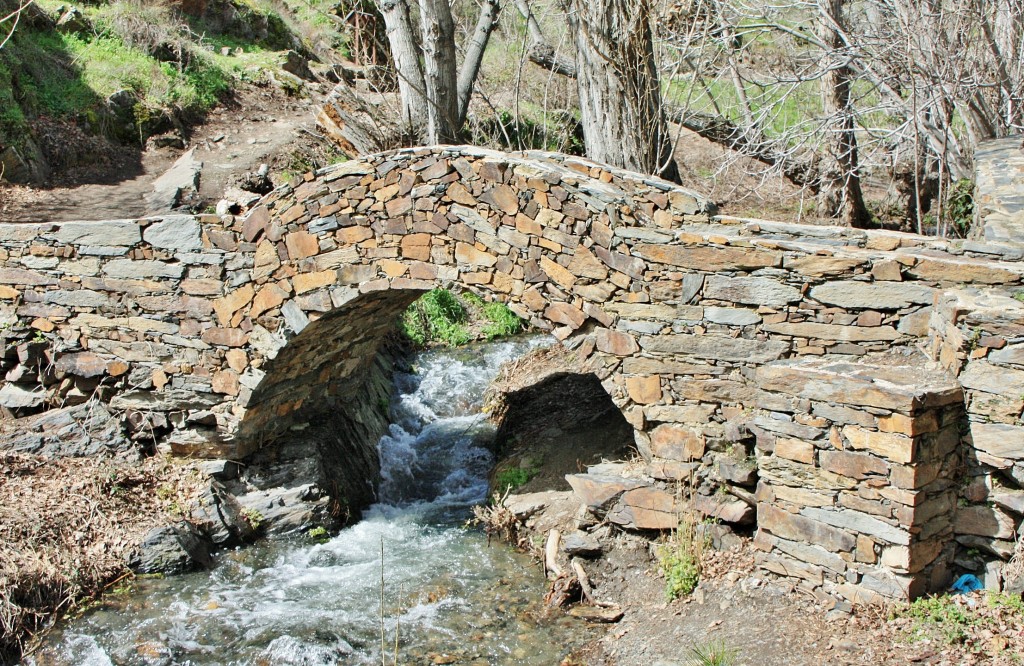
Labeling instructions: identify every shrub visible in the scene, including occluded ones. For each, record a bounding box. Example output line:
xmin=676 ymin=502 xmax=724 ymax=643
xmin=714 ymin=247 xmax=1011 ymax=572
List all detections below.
xmin=946 ymin=178 xmax=974 ymax=238
xmin=657 ymin=514 xmax=710 ymax=601
xmin=899 ymin=595 xmax=976 ymax=644
xmin=399 ymin=289 xmax=470 ymax=347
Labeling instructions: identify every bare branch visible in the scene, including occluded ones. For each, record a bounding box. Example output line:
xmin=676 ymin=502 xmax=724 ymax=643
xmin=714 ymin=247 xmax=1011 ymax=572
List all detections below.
xmin=0 ymin=0 xmax=33 ymax=52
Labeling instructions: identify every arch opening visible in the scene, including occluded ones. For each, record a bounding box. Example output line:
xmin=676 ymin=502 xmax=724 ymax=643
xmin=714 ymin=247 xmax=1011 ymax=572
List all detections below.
xmin=484 ymin=343 xmax=637 ymax=495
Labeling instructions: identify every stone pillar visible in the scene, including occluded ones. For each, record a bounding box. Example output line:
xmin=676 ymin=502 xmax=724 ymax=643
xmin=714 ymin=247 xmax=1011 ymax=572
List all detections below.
xmin=752 ymin=352 xmax=964 ymax=603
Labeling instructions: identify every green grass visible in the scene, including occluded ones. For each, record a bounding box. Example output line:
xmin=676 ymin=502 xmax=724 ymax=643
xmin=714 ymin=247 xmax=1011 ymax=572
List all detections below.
xmin=461 ymin=291 xmax=526 ymax=340
xmin=399 ymin=289 xmax=527 ymax=347
xmin=494 ymin=466 xmax=535 ymax=493
xmin=480 ymin=301 xmax=525 ymax=339
xmin=898 ymin=595 xmax=977 ymax=644
xmin=687 ymin=639 xmax=739 ymax=666
xmin=0 ymin=0 xmax=337 ymax=151
xmin=493 ymin=455 xmax=541 ymax=493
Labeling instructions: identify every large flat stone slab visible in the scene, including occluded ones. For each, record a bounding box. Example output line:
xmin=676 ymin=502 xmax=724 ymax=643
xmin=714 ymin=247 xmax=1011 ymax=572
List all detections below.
xmin=756 ymin=351 xmax=962 ymax=412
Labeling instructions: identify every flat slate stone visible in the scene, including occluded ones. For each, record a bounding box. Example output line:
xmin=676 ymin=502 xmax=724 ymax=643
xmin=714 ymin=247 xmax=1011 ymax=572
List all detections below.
xmin=810 ymin=281 xmax=934 ymax=309
xmin=143 ymin=216 xmax=203 ymax=251
xmin=755 ymin=351 xmax=962 ymax=412
xmin=970 ymin=423 xmax=1024 ymax=464
xmin=704 ymin=275 xmax=802 ymax=307
xmin=0 ymin=384 xmax=46 ymax=409
xmin=103 ymin=259 xmax=185 ymax=279
xmin=52 ymin=220 xmax=141 ymax=246
xmin=640 ymin=333 xmax=789 ymax=364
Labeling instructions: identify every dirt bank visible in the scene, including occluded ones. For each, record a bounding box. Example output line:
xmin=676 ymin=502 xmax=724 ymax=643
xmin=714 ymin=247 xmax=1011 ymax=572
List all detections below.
xmin=0 ymin=445 xmax=201 ymax=662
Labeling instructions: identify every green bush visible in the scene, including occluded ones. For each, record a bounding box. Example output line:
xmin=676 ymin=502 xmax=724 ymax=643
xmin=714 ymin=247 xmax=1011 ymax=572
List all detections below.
xmin=946 ymin=178 xmax=974 ymax=237
xmin=399 ymin=289 xmax=471 ymax=347
xmin=658 ymin=542 xmax=701 ymax=600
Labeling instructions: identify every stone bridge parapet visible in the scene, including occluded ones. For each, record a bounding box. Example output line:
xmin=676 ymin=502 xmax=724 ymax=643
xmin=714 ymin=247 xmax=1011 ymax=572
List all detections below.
xmin=1 ymin=145 xmax=1023 ymax=602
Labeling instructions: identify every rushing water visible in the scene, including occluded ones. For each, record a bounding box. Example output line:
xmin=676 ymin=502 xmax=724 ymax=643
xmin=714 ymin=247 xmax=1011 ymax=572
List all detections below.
xmin=32 ymin=337 xmax=592 ymax=666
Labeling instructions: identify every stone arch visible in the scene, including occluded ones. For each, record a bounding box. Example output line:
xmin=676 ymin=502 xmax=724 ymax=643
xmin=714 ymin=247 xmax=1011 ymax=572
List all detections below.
xmin=221 ymin=145 xmax=717 ymax=457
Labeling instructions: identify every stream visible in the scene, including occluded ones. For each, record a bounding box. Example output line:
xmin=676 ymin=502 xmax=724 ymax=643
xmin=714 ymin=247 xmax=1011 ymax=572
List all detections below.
xmin=31 ymin=337 xmax=593 ymax=665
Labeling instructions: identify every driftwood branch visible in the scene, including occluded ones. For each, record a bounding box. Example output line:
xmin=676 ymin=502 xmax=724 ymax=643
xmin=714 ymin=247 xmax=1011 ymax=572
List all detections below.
xmin=544 ymin=529 xmax=562 ymax=579
xmin=514 ymin=0 xmax=577 ymax=77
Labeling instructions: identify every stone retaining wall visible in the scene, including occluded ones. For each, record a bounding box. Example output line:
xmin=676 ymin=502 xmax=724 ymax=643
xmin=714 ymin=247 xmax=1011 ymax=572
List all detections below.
xmin=0 ymin=145 xmax=1022 ymax=602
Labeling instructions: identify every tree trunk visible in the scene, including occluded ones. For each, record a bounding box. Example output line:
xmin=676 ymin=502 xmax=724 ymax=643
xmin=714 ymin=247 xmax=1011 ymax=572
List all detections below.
xmin=377 ymin=0 xmax=427 ymax=136
xmin=417 ymin=0 xmax=459 ymax=143
xmin=817 ymin=0 xmax=871 ymax=228
xmin=457 ymin=0 xmax=501 ymax=127
xmin=563 ymin=0 xmax=680 ymax=183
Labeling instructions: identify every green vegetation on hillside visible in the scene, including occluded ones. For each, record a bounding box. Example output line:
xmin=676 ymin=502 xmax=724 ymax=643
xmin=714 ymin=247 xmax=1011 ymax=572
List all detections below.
xmin=0 ymin=0 xmax=345 ymax=159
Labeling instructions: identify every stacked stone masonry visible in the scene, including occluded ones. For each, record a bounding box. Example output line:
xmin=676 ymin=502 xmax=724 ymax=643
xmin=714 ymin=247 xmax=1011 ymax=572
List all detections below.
xmin=0 ymin=145 xmax=1022 ymax=602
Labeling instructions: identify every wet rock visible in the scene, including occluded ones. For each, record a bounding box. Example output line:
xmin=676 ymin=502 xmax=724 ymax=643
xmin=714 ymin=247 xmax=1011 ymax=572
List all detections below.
xmin=190 ymin=480 xmax=256 ymax=545
xmin=235 ymin=484 xmax=331 ymax=536
xmin=133 ymin=522 xmax=212 ymax=575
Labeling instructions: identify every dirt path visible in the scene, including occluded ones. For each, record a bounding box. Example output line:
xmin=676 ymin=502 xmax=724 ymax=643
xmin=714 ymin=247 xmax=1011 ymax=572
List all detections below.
xmin=0 ymin=85 xmax=326 ymax=223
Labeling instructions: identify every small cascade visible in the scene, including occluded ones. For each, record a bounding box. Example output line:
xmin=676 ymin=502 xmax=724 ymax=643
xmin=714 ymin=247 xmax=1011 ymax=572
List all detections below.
xmin=31 ymin=337 xmax=592 ymax=666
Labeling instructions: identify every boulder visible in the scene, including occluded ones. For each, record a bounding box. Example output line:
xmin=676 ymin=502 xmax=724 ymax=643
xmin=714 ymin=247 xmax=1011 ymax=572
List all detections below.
xmin=132 ymin=522 xmax=212 ymax=575
xmin=145 ymin=148 xmax=202 ymax=212
xmin=189 ymin=480 xmax=256 ymax=545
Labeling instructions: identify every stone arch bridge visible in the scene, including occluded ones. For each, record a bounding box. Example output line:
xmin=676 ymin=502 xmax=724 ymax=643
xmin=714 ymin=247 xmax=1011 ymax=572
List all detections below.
xmin=2 ymin=145 xmax=1024 ymax=603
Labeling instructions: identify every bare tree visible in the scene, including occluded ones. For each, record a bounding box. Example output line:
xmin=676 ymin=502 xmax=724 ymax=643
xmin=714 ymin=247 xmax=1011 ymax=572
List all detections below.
xmin=376 ymin=0 xmax=501 ymax=144
xmin=653 ymin=0 xmax=1023 ymax=232
xmin=816 ymin=0 xmax=870 ymax=227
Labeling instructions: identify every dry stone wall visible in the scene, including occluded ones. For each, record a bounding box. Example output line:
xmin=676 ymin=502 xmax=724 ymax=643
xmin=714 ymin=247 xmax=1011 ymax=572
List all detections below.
xmin=753 ymin=353 xmax=965 ymax=603
xmin=0 ymin=145 xmax=1022 ymax=602
xmin=931 ymin=289 xmax=1024 ymax=590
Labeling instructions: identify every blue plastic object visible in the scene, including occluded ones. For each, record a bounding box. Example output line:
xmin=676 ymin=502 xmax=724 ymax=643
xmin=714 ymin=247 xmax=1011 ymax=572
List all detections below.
xmin=950 ymin=574 xmax=983 ymax=594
